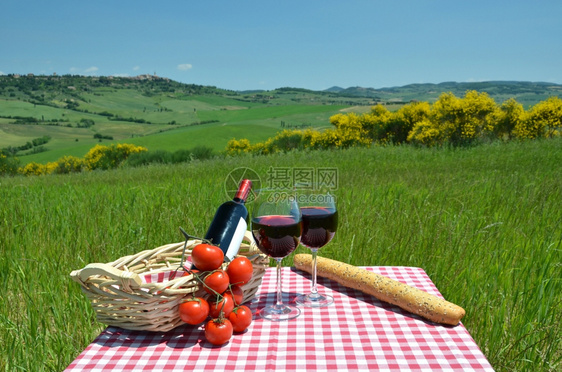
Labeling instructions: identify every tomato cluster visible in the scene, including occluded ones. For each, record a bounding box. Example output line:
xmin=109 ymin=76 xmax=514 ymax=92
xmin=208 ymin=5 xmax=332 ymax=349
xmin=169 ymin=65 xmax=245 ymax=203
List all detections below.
xmin=177 ymin=243 xmax=254 ymax=346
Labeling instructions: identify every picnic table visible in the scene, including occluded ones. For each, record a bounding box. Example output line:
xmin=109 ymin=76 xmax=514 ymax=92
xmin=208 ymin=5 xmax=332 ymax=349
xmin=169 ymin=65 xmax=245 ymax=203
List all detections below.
xmin=66 ymin=266 xmax=494 ymax=371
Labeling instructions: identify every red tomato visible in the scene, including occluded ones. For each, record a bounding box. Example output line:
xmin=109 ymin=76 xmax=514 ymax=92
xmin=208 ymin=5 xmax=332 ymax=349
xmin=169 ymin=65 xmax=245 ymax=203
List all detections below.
xmin=228 ymin=305 xmax=253 ymax=333
xmin=191 ymin=243 xmax=224 ymax=271
xmin=205 ymin=318 xmax=233 ymax=346
xmin=204 ymin=270 xmax=230 ymax=295
xmin=209 ymin=293 xmax=235 ymax=318
xmin=178 ymin=297 xmax=209 ymax=325
xmin=226 ymin=257 xmax=253 ymax=286
xmin=182 ymin=269 xmax=199 ymax=277
xmin=227 ymin=285 xmax=244 ymax=305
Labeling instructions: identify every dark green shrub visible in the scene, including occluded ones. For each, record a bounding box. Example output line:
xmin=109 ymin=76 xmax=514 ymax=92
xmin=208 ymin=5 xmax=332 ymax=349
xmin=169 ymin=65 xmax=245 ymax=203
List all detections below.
xmin=190 ymin=145 xmax=214 ymax=160
xmin=126 ymin=150 xmax=172 ymax=167
xmin=171 ymin=149 xmax=192 ymax=163
xmin=0 ymin=152 xmax=21 ymax=176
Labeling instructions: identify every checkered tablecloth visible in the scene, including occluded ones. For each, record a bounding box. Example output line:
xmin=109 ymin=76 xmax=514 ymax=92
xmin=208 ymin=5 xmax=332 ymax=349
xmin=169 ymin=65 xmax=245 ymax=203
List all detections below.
xmin=66 ymin=266 xmax=494 ymax=371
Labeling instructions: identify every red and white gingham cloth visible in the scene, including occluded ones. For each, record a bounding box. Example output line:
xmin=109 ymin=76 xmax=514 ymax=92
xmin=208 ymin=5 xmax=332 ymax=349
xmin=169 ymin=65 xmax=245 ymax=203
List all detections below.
xmin=66 ymin=266 xmax=494 ymax=371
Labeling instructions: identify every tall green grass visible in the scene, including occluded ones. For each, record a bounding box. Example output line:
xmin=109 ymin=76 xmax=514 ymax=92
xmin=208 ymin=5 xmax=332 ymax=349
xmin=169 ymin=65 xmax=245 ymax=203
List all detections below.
xmin=1 ymin=139 xmax=561 ymax=371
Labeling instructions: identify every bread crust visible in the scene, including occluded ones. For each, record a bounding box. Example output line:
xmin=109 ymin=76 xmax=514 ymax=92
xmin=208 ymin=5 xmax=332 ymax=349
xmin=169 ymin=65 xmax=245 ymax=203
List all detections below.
xmin=294 ymin=254 xmax=465 ymax=326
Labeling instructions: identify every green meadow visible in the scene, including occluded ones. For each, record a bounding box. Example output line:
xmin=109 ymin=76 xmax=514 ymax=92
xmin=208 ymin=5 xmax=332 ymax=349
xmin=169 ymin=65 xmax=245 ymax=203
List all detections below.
xmin=1 ymin=97 xmax=351 ymax=164
xmin=1 ymin=78 xmax=369 ymax=165
xmin=1 ymin=139 xmax=561 ymax=371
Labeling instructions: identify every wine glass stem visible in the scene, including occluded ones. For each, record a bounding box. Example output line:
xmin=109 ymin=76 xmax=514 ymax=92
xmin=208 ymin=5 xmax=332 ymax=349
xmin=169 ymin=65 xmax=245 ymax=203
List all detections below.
xmin=310 ymin=248 xmax=319 ymax=296
xmin=275 ymin=258 xmax=284 ymax=307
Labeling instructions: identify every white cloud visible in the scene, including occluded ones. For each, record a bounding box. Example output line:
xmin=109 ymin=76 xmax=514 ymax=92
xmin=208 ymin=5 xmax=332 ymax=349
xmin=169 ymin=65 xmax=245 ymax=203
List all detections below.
xmin=0 ymin=71 xmax=5 ymax=75
xmin=133 ymin=66 xmax=141 ymax=71
xmin=85 ymin=66 xmax=99 ymax=73
xmin=177 ymin=63 xmax=193 ymax=71
xmin=467 ymin=77 xmax=489 ymax=83
xmin=69 ymin=66 xmax=99 ymax=74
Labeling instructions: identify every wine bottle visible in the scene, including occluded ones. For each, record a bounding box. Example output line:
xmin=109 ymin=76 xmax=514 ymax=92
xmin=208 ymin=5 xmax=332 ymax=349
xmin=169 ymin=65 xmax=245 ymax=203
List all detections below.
xmin=203 ymin=179 xmax=252 ymax=262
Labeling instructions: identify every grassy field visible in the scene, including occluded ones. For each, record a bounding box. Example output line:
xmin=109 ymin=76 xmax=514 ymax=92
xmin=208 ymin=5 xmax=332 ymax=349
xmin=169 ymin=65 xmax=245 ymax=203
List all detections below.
xmin=1 ymin=81 xmax=367 ymax=165
xmin=1 ymin=100 xmax=350 ymax=165
xmin=1 ymin=139 xmax=561 ymax=371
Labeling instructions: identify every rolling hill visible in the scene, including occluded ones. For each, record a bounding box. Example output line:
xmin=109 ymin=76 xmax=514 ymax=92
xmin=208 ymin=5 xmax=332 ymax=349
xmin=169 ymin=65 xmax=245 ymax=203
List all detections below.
xmin=0 ymin=75 xmax=375 ymax=163
xmin=1 ymin=74 xmax=561 ymax=164
xmin=333 ymin=81 xmax=562 ymax=106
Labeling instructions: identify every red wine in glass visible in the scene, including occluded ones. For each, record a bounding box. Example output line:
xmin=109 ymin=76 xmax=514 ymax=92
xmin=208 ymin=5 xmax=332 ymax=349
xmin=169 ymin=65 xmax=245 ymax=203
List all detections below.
xmin=252 ymin=215 xmax=302 ymax=258
xmin=300 ymin=207 xmax=338 ymax=249
xmin=296 ymin=193 xmax=338 ymax=308
xmin=251 ymin=192 xmax=302 ymax=321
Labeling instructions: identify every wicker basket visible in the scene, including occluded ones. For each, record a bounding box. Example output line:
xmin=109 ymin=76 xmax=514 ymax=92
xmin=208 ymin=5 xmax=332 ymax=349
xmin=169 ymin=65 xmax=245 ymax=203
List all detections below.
xmin=70 ymin=231 xmax=268 ymax=332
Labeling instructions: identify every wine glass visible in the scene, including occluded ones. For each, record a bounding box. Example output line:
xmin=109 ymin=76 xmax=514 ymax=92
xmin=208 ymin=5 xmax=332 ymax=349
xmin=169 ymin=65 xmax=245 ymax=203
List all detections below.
xmin=251 ymin=190 xmax=302 ymax=321
xmin=295 ymin=185 xmax=338 ymax=307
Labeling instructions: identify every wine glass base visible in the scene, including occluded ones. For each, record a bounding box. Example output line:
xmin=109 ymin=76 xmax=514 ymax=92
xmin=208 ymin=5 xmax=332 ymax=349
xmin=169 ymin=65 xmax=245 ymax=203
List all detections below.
xmin=259 ymin=304 xmax=301 ymax=321
xmin=296 ymin=293 xmax=334 ymax=308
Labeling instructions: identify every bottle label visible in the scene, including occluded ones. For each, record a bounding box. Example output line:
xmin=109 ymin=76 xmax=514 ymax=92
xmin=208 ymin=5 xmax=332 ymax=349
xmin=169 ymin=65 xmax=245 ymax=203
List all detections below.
xmin=224 ymin=217 xmax=247 ymax=261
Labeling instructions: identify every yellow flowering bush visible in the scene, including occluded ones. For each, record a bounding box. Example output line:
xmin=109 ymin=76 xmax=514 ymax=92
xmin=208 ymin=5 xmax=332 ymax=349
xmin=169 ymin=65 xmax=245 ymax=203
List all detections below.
xmin=315 ymin=126 xmax=371 ymax=149
xmin=225 ymin=138 xmax=252 ymax=156
xmin=430 ymin=92 xmax=463 ymax=145
xmin=364 ymin=105 xmax=392 ymax=142
xmin=425 ymin=91 xmax=499 ymax=146
xmin=18 ymin=161 xmax=58 ymax=175
xmin=19 ymin=162 xmax=48 ymax=176
xmin=338 ymin=105 xmax=389 ymax=142
xmin=18 ymin=143 xmax=147 ymax=176
xmin=493 ymin=98 xmax=525 ymax=139
xmin=52 ymin=156 xmax=85 ymax=174
xmin=331 ymin=103 xmax=432 ymax=145
xmin=391 ymin=102 xmax=431 ymax=144
xmin=226 ymin=129 xmax=326 ymax=156
xmin=407 ymin=119 xmax=441 ymax=147
xmin=84 ymin=144 xmax=147 ymax=170
xmin=330 ymin=112 xmax=362 ymax=130
xmin=46 ymin=162 xmax=58 ymax=174
xmin=248 ymin=141 xmax=267 ymax=155
xmin=328 ymin=112 xmax=372 ymax=146
xmin=461 ymin=90 xmax=498 ymax=136
xmin=84 ymin=144 xmax=106 ymax=170
xmin=514 ymin=97 xmax=562 ymax=139
xmin=263 ymin=130 xmax=310 ymax=153
xmin=330 ymin=102 xmax=432 ymax=145
xmin=300 ymin=128 xmax=322 ymax=148
xmin=310 ymin=128 xmax=340 ymax=148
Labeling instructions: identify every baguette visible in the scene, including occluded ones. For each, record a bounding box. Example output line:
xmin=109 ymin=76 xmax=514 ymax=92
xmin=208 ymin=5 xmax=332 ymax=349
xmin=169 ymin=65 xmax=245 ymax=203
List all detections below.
xmin=293 ymin=254 xmax=465 ymax=326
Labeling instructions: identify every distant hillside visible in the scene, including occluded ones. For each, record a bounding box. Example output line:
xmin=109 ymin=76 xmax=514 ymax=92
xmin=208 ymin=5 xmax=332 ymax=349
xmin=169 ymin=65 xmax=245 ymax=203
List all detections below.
xmin=2 ymin=74 xmax=560 ymax=109
xmin=331 ymin=81 xmax=562 ymax=107
xmin=2 ymin=74 xmax=561 ymax=165
xmin=0 ymin=74 xmax=374 ymax=164
xmin=0 ymin=74 xmax=235 ymax=103
xmin=324 ymin=86 xmax=345 ymax=93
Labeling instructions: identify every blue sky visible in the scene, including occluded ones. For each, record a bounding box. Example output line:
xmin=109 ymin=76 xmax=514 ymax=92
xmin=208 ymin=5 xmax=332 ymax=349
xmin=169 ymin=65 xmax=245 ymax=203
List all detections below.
xmin=1 ymin=0 xmax=561 ymax=91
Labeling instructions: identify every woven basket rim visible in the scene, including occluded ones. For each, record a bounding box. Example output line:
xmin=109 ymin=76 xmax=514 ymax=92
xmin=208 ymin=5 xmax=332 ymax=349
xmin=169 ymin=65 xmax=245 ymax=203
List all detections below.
xmin=70 ymin=231 xmax=269 ymax=332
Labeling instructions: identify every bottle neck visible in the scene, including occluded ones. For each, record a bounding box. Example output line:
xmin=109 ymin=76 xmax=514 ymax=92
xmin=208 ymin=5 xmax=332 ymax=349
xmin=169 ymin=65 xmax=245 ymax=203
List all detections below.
xmin=234 ymin=179 xmax=252 ymax=203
